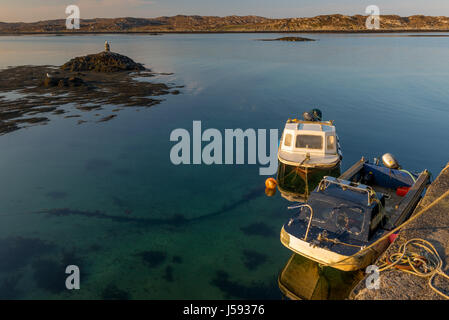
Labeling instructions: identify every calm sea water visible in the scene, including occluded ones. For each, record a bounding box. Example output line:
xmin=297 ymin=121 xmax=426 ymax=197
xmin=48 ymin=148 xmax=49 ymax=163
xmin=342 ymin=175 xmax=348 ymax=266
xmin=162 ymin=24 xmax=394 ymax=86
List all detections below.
xmin=0 ymin=33 xmax=448 ymax=299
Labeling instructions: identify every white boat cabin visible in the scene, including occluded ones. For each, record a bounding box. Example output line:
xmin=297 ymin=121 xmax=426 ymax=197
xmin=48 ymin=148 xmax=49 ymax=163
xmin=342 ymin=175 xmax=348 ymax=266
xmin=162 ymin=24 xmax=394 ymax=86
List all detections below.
xmin=278 ymin=119 xmax=341 ymax=168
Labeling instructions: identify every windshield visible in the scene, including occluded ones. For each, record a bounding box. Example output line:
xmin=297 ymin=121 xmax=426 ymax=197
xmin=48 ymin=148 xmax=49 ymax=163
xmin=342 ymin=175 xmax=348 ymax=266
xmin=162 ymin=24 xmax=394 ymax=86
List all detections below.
xmin=299 ymin=197 xmax=368 ymax=240
xmin=296 ymin=135 xmax=322 ymax=150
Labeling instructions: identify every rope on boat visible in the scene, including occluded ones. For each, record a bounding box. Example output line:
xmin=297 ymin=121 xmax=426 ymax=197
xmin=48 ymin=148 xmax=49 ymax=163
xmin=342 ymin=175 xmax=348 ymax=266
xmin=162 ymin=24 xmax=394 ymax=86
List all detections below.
xmin=317 ymin=233 xmax=364 ymax=248
xmin=399 ymin=169 xmax=417 ymax=183
xmin=300 ymin=154 xmax=311 ymax=166
xmin=322 ymin=188 xmax=449 ymax=296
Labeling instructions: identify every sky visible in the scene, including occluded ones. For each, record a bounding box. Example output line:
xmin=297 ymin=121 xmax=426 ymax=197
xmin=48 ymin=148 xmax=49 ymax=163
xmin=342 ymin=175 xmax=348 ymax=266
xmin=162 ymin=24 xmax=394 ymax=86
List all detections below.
xmin=0 ymin=0 xmax=448 ymax=23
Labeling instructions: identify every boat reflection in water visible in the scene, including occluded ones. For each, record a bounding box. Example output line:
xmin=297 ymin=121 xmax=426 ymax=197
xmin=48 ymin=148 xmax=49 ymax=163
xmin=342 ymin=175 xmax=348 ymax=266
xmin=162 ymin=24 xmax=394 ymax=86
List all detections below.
xmin=276 ymin=163 xmax=362 ymax=300
xmin=278 ymin=253 xmax=364 ymax=300
xmin=277 ymin=161 xmax=340 ymax=202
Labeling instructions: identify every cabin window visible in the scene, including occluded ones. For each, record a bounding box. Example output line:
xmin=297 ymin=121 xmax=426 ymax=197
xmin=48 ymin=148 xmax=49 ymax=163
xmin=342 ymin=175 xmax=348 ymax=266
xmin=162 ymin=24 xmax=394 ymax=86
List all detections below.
xmin=295 ymin=135 xmax=322 ymax=150
xmin=284 ymin=134 xmax=292 ymax=147
xmin=327 ymin=135 xmax=336 ymax=151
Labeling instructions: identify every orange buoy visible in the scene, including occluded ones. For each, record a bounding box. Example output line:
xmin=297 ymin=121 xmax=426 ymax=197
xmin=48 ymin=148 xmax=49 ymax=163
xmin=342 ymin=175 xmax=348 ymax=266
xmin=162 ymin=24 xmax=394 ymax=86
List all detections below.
xmin=265 ymin=178 xmax=277 ymax=189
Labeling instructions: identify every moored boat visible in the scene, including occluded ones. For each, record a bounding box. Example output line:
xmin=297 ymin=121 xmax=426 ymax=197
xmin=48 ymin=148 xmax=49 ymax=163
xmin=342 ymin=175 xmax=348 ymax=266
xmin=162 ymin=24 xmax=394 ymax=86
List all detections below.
xmin=280 ymin=154 xmax=431 ymax=271
xmin=276 ymin=109 xmax=342 ymax=202
xmin=278 ymin=109 xmax=342 ymax=172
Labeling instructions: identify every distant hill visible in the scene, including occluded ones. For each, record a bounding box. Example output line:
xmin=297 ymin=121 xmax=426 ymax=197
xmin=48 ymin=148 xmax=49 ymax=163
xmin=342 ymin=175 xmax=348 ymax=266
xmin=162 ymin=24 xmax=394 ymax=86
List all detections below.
xmin=1 ymin=14 xmax=449 ymax=33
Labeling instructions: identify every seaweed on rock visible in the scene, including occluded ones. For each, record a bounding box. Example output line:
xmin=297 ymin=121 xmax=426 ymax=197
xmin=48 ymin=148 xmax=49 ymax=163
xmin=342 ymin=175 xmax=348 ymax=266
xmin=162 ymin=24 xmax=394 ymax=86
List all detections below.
xmin=0 ymin=51 xmax=181 ymax=135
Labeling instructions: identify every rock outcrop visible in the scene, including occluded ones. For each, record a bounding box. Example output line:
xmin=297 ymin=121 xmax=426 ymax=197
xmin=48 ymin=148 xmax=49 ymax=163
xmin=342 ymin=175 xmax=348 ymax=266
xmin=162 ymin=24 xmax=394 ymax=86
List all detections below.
xmin=60 ymin=51 xmax=145 ymax=73
xmin=0 ymin=55 xmax=180 ymax=135
xmin=41 ymin=76 xmax=86 ymax=87
xmin=260 ymin=36 xmax=315 ymax=41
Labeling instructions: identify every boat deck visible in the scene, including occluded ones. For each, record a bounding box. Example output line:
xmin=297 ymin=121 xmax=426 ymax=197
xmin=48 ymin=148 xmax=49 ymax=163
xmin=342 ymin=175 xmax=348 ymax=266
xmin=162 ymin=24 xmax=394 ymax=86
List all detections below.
xmin=283 ymin=171 xmax=429 ymax=258
xmin=351 ymin=163 xmax=449 ymax=300
xmin=371 ymin=185 xmax=402 ymax=225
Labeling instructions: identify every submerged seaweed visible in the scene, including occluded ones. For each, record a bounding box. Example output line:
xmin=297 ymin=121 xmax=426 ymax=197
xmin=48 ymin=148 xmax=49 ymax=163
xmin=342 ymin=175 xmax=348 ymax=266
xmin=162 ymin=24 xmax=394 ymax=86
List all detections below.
xmin=0 ymin=275 xmax=21 ymax=300
xmin=31 ymin=249 xmax=85 ymax=294
xmin=172 ymin=256 xmax=183 ymax=264
xmin=163 ymin=266 xmax=174 ymax=282
xmin=240 ymin=222 xmax=276 ymax=238
xmin=210 ymin=270 xmax=280 ymax=299
xmin=242 ymin=250 xmax=268 ymax=270
xmin=113 ymin=168 xmax=131 ymax=176
xmin=46 ymin=191 xmax=68 ymax=200
xmin=61 ymin=249 xmax=84 ymax=270
xmin=138 ymin=250 xmax=167 ymax=268
xmin=31 ymin=259 xmax=67 ymax=294
xmin=37 ymin=208 xmax=189 ymax=227
xmin=111 ymin=195 xmax=133 ymax=215
xmin=85 ymin=158 xmax=112 ymax=172
xmin=0 ymin=237 xmax=55 ymax=272
xmin=35 ymin=186 xmax=265 ymax=228
xmin=188 ymin=186 xmax=265 ymax=222
xmin=111 ymin=195 xmax=127 ymax=208
xmin=88 ymin=244 xmax=102 ymax=252
xmin=101 ymin=283 xmax=131 ymax=300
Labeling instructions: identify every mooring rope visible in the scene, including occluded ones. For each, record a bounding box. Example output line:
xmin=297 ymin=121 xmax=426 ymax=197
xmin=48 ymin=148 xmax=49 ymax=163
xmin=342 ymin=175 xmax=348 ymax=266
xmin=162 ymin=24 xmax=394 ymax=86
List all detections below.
xmin=377 ymin=238 xmax=449 ymax=299
xmin=322 ymin=186 xmax=449 ymax=297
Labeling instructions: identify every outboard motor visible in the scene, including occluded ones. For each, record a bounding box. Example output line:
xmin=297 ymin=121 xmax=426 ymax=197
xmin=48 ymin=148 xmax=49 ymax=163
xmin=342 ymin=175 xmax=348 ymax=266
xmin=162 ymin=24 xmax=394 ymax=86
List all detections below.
xmin=311 ymin=108 xmax=322 ymax=121
xmin=302 ymin=111 xmax=314 ymax=121
xmin=382 ymin=153 xmax=400 ymax=169
xmin=302 ymin=108 xmax=323 ymax=122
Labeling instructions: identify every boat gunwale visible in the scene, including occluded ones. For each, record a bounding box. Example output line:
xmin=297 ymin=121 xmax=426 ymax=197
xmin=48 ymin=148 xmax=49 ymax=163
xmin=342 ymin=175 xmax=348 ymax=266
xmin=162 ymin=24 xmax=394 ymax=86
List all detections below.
xmin=277 ymin=153 xmax=341 ymax=168
xmin=280 ymin=227 xmax=388 ymax=271
xmin=279 ymin=158 xmax=431 ymax=271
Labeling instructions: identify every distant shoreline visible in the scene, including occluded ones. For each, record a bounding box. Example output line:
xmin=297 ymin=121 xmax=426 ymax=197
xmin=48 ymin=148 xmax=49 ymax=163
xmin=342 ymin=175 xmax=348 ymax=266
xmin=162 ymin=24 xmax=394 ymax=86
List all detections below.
xmin=3 ymin=14 xmax=449 ymax=35
xmin=2 ymin=30 xmax=449 ymax=36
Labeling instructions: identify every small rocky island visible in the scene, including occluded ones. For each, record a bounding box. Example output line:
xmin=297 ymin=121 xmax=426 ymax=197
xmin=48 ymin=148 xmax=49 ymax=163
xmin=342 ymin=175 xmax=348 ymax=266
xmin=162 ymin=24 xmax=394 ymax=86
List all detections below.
xmin=61 ymin=51 xmax=145 ymax=73
xmin=0 ymin=43 xmax=181 ymax=135
xmin=260 ymin=36 xmax=315 ymax=42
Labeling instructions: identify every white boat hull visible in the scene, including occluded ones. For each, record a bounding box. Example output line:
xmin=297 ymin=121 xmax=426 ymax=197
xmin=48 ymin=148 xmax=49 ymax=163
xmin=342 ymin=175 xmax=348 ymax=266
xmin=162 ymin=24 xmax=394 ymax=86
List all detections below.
xmin=280 ymin=227 xmax=390 ymax=271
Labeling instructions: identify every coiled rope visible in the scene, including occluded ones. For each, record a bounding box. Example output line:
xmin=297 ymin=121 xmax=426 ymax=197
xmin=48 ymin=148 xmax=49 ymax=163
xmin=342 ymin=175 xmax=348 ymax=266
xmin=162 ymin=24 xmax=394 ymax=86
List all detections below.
xmin=378 ymin=238 xmax=449 ymax=299
xmin=324 ymin=186 xmax=449 ymax=299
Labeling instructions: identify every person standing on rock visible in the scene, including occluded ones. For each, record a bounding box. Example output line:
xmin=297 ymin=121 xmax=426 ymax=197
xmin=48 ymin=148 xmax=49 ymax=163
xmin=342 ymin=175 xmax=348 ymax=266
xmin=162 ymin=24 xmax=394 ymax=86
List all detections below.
xmin=105 ymin=41 xmax=110 ymax=52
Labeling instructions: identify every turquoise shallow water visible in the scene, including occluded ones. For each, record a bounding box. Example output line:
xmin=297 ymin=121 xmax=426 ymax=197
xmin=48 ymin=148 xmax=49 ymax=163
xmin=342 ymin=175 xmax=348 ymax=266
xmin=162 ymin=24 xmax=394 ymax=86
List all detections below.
xmin=0 ymin=33 xmax=448 ymax=299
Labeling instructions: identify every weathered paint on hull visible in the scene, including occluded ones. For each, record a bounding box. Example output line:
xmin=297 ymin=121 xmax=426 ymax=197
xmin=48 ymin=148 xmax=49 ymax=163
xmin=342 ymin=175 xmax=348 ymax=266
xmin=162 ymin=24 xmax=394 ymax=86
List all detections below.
xmin=280 ymin=227 xmax=390 ymax=272
xmin=278 ymin=155 xmax=341 ymax=170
